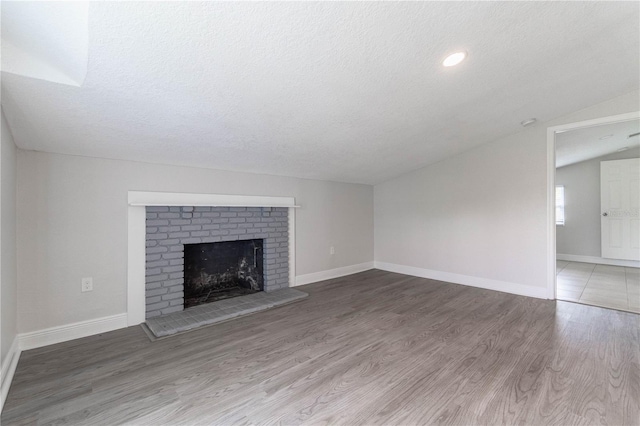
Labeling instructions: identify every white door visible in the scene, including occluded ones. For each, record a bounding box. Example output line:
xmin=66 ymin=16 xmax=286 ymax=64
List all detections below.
xmin=601 ymin=158 xmax=640 ymax=260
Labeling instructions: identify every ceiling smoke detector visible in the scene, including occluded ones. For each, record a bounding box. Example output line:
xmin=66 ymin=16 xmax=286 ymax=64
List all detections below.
xmin=520 ymin=118 xmax=537 ymax=127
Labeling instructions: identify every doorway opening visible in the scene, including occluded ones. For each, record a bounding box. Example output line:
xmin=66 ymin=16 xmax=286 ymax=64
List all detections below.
xmin=548 ymin=112 xmax=640 ymax=313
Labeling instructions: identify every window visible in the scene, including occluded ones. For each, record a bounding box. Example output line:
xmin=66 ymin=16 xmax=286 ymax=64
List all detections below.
xmin=555 ymin=185 xmax=565 ymax=226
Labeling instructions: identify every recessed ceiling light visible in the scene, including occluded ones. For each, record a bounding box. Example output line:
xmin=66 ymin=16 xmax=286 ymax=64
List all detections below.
xmin=617 ymin=147 xmax=629 ymax=152
xmin=442 ymin=51 xmax=467 ymax=67
xmin=598 ymin=134 xmax=613 ymax=140
xmin=520 ymin=118 xmax=537 ymax=127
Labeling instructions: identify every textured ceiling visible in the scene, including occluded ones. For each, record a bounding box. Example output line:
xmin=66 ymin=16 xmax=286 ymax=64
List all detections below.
xmin=556 ymin=119 xmax=640 ymax=168
xmin=1 ymin=2 xmax=639 ymax=184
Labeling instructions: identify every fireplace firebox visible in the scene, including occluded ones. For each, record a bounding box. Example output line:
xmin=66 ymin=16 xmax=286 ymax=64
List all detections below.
xmin=183 ymin=239 xmax=264 ymax=309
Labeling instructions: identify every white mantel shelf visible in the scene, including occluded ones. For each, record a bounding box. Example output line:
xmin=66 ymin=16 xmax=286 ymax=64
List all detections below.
xmin=128 ymin=191 xmax=300 ymax=208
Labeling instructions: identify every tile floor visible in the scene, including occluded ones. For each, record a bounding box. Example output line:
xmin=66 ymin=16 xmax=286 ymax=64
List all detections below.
xmin=556 ymin=260 xmax=640 ymax=313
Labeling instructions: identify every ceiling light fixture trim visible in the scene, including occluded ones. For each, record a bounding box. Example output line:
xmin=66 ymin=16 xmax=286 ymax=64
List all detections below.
xmin=442 ymin=51 xmax=467 ymax=67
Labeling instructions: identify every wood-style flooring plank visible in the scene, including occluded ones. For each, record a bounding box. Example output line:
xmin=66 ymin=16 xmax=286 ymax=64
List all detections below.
xmin=2 ymin=269 xmax=638 ymax=425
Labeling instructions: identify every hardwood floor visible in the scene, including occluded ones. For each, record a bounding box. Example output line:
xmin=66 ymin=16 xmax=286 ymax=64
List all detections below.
xmin=3 ymin=269 xmax=639 ymax=425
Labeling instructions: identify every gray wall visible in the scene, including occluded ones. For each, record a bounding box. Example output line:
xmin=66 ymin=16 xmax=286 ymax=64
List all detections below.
xmin=1 ymin=109 xmax=18 ymax=367
xmin=16 ymin=152 xmax=374 ymax=333
xmin=10 ymin=88 xmax=639 ymax=337
xmin=374 ymin=90 xmax=639 ymax=294
xmin=556 ymin=148 xmax=640 ymax=257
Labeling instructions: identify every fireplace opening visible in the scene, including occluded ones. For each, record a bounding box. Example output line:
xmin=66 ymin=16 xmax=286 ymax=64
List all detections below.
xmin=184 ymin=239 xmax=264 ymax=309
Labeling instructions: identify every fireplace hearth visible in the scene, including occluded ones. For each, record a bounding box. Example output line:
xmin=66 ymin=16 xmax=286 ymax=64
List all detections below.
xmin=184 ymin=239 xmax=264 ymax=308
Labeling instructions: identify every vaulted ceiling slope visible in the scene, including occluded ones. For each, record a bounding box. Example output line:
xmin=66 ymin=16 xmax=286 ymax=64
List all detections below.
xmin=1 ymin=2 xmax=639 ymax=184
xmin=556 ymin=119 xmax=640 ymax=168
xmin=1 ymin=1 xmax=88 ymax=86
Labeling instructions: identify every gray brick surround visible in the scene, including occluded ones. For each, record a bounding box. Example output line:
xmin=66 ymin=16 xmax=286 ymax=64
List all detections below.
xmin=145 ymin=206 xmax=289 ymax=318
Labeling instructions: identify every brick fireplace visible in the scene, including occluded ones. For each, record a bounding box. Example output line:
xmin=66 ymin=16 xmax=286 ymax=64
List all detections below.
xmin=126 ymin=192 xmax=297 ymax=327
xmin=145 ymin=206 xmax=289 ymax=318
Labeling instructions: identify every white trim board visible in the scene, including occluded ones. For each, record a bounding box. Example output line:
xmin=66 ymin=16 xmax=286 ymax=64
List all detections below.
xmin=1 ymin=337 xmax=20 ymax=412
xmin=288 ymin=207 xmax=296 ymax=286
xmin=1 ymin=313 xmax=127 ymax=413
xmin=128 ymin=191 xmax=299 ymax=208
xmin=18 ymin=313 xmax=128 ymax=352
xmin=0 ymin=261 xmax=374 ymax=412
xmin=295 ymin=262 xmax=374 ymax=286
xmin=374 ymin=261 xmax=548 ymax=299
xmin=556 ymin=254 xmax=640 ymax=268
xmin=127 ymin=191 xmax=298 ymax=327
xmin=13 ymin=258 xmax=371 ymax=352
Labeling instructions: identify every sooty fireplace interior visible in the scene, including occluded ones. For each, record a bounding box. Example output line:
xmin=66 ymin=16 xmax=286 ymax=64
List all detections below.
xmin=184 ymin=239 xmax=264 ymax=309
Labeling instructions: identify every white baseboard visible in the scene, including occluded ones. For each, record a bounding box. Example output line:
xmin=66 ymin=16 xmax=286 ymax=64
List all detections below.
xmin=556 ymin=253 xmax=640 ymax=268
xmin=374 ymin=261 xmax=548 ymax=299
xmin=295 ymin=261 xmax=375 ymax=286
xmin=18 ymin=313 xmax=128 ymax=351
xmin=1 ymin=313 xmax=128 ymax=413
xmin=1 ymin=336 xmax=21 ymax=412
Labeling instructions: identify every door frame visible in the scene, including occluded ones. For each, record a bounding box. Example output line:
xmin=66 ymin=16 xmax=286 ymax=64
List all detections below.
xmin=546 ymin=111 xmax=640 ymax=299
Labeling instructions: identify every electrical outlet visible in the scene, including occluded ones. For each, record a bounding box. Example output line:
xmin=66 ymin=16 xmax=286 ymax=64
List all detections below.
xmin=330 ymin=246 xmax=335 ymax=255
xmin=81 ymin=277 xmax=93 ymax=292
